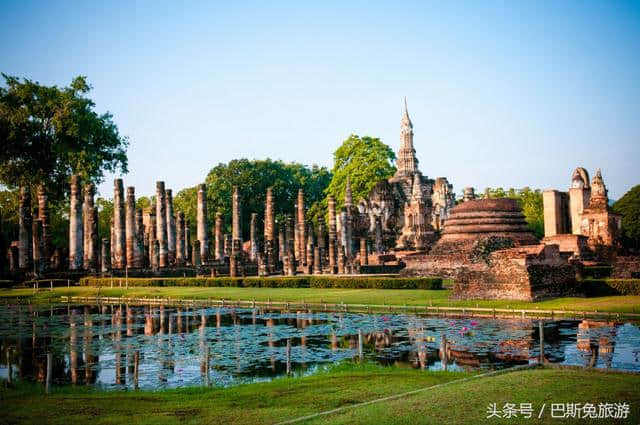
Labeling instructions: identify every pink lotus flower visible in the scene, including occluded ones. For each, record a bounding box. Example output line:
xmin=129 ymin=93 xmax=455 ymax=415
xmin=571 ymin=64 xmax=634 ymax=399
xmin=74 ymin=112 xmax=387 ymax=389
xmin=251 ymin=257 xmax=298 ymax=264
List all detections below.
xmin=449 ymin=321 xmax=455 ymax=326
xmin=382 ymin=316 xmax=390 ymax=322
xmin=470 ymin=321 xmax=478 ymax=326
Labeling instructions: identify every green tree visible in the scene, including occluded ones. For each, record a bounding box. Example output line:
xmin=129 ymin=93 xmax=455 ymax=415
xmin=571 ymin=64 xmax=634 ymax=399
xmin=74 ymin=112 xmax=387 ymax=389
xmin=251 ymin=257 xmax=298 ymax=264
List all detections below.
xmin=482 ymin=187 xmax=544 ymax=238
xmin=612 ymin=185 xmax=640 ymax=252
xmin=325 ymin=134 xmax=396 ymax=211
xmin=173 ymin=159 xmax=331 ymax=238
xmin=0 ymin=74 xmax=128 ymax=202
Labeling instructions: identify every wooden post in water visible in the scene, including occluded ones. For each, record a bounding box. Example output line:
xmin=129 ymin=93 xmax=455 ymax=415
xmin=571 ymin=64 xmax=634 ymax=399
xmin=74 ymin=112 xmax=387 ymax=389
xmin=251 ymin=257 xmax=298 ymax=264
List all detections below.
xmin=441 ymin=335 xmax=448 ymax=372
xmin=134 ymin=351 xmax=140 ymax=390
xmin=205 ymin=347 xmax=210 ymax=387
xmin=46 ymin=353 xmax=52 ymax=394
xmin=358 ymin=329 xmax=364 ymax=362
xmin=286 ymin=339 xmax=291 ymax=376
xmin=539 ymin=320 xmax=544 ymax=364
xmin=125 ymin=266 xmax=129 ymax=290
xmin=6 ymin=349 xmax=12 ymax=384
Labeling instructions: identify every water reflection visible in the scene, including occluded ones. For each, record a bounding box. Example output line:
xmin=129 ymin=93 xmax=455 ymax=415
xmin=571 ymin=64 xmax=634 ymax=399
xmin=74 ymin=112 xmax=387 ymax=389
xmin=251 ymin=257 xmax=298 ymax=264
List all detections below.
xmin=0 ymin=304 xmax=638 ymax=390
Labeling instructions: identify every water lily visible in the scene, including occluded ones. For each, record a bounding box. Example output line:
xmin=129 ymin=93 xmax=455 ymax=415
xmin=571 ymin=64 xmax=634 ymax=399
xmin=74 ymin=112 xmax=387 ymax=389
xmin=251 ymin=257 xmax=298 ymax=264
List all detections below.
xmin=470 ymin=321 xmax=478 ymax=326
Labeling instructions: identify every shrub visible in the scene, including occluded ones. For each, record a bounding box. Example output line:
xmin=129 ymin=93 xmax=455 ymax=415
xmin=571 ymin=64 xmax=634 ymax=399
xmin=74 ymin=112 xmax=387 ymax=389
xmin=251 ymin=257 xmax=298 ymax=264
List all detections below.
xmin=308 ymin=276 xmax=442 ymax=290
xmin=79 ymin=276 xmax=443 ymax=290
xmin=581 ymin=278 xmax=640 ymax=296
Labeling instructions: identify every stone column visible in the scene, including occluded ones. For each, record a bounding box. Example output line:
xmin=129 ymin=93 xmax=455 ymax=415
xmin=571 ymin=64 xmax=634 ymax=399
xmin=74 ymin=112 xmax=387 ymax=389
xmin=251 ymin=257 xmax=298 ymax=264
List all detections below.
xmin=156 ymin=182 xmax=168 ymax=268
xmin=176 ymin=212 xmax=185 ymax=266
xmin=125 ymin=187 xmax=142 ymax=268
xmin=151 ymin=240 xmax=159 ymax=271
xmin=166 ymin=189 xmax=176 ymax=265
xmin=135 ymin=208 xmax=144 ymax=268
xmin=250 ymin=213 xmax=258 ymax=262
xmin=32 ymin=219 xmax=44 ymax=274
xmin=148 ymin=209 xmax=157 ymax=269
xmin=110 ymin=223 xmax=114 ymax=266
xmin=192 ymin=240 xmax=201 ymax=267
xmin=185 ymin=219 xmax=191 ymax=265
xmin=278 ymin=227 xmax=285 ymax=263
xmin=265 ymin=188 xmax=276 ymax=270
xmin=231 ymin=186 xmax=241 ymax=254
xmin=264 ymin=187 xmax=275 ymax=245
xmin=294 ymin=202 xmax=299 ymax=262
xmin=328 ymin=195 xmax=337 ymax=272
xmin=285 ymin=215 xmax=294 ymax=260
xmin=37 ymin=186 xmax=51 ymax=270
xmin=196 ymin=184 xmax=209 ymax=262
xmin=88 ymin=203 xmax=99 ymax=271
xmin=313 ymin=246 xmax=321 ymax=275
xmin=83 ymin=184 xmax=98 ymax=271
xmin=337 ymin=245 xmax=346 ymax=275
xmin=223 ymin=234 xmax=231 ymax=257
xmin=68 ymin=178 xmax=82 ymax=270
xmin=9 ymin=243 xmax=19 ymax=272
xmin=112 ymin=179 xmax=126 ymax=269
xmin=214 ymin=212 xmax=223 ymax=261
xmin=18 ymin=187 xmax=34 ymax=271
xmin=360 ymin=238 xmax=368 ymax=266
xmin=296 ymin=189 xmax=306 ymax=264
xmin=101 ymin=238 xmax=111 ymax=272
xmin=306 ymin=228 xmax=313 ymax=274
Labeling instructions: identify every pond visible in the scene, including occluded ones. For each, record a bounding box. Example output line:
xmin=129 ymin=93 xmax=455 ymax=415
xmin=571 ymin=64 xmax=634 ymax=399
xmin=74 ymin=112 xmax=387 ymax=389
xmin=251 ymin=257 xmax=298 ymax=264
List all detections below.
xmin=0 ymin=303 xmax=638 ymax=390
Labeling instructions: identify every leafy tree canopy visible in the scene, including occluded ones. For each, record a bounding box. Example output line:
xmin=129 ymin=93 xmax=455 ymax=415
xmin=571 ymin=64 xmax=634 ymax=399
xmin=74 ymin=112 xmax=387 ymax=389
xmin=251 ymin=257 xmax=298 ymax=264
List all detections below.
xmin=612 ymin=185 xmax=640 ymax=251
xmin=173 ymin=159 xmax=331 ymax=238
xmin=325 ymin=134 xmax=396 ymax=212
xmin=481 ymin=187 xmax=544 ymax=238
xmin=0 ymin=74 xmax=128 ymax=202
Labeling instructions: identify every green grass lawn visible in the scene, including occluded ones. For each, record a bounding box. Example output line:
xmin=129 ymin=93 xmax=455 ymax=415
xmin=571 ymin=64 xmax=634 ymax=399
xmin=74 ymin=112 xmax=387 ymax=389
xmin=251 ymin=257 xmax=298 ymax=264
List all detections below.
xmin=1 ymin=365 xmax=637 ymax=425
xmin=1 ymin=286 xmax=639 ymax=313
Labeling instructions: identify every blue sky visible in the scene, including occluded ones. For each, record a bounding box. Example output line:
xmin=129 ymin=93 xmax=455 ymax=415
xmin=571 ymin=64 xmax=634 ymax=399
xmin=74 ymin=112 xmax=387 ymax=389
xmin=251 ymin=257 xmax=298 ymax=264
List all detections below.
xmin=1 ymin=1 xmax=639 ymax=199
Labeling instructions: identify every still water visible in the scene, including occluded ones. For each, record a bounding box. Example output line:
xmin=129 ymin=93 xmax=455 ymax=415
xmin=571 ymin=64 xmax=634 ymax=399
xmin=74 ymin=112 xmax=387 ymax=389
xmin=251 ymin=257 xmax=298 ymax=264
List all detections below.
xmin=0 ymin=303 xmax=638 ymax=390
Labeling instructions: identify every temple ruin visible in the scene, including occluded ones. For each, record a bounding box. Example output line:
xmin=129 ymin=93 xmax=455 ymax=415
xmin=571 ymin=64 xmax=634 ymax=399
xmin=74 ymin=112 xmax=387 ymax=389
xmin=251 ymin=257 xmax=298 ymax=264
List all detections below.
xmin=3 ymin=100 xmax=634 ymax=303
xmin=542 ymin=167 xmax=621 ymax=259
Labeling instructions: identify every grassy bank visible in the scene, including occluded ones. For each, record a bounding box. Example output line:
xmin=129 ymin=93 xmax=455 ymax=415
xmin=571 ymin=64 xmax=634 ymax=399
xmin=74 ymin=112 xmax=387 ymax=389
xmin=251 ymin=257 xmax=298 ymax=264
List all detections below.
xmin=1 ymin=365 xmax=637 ymax=424
xmin=1 ymin=286 xmax=639 ymax=313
